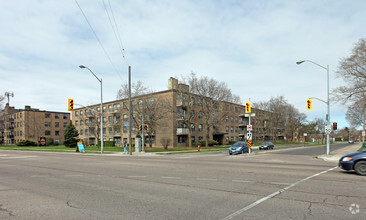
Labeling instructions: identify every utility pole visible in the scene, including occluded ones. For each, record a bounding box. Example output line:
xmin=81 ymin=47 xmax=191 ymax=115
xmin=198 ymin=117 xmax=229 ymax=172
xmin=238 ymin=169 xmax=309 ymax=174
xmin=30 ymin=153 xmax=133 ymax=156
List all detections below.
xmin=129 ymin=66 xmax=132 ymax=155
xmin=142 ymin=115 xmax=145 ymax=152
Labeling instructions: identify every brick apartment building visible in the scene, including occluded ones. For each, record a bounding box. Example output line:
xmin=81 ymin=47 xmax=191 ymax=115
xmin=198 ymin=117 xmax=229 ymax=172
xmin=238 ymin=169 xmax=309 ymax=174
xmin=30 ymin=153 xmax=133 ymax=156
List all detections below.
xmin=73 ymin=78 xmax=284 ymax=148
xmin=0 ymin=104 xmax=71 ymax=145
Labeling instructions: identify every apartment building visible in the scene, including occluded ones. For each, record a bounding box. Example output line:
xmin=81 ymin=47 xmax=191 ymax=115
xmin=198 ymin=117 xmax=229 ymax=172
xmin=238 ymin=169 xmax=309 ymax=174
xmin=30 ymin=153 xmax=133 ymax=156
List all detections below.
xmin=0 ymin=104 xmax=71 ymax=145
xmin=73 ymin=78 xmax=283 ymax=148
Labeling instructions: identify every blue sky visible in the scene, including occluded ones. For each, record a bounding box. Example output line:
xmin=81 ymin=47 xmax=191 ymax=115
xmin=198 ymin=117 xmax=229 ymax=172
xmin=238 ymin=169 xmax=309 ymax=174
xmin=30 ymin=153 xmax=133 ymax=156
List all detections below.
xmin=1 ymin=0 xmax=366 ymax=130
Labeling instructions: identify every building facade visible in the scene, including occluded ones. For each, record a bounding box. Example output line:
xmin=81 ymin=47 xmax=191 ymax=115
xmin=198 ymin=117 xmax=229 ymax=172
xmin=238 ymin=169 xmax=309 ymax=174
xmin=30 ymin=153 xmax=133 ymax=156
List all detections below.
xmin=73 ymin=78 xmax=283 ymax=148
xmin=0 ymin=104 xmax=71 ymax=145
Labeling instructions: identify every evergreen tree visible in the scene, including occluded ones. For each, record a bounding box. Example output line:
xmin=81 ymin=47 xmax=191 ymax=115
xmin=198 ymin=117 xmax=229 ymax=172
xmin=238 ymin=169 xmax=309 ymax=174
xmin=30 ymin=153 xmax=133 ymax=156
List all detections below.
xmin=63 ymin=122 xmax=79 ymax=148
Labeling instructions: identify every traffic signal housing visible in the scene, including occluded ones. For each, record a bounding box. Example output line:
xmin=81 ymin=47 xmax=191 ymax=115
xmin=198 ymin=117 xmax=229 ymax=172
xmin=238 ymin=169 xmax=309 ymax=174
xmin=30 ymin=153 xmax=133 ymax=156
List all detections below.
xmin=306 ymin=99 xmax=312 ymax=110
xmin=146 ymin=125 xmax=149 ymax=131
xmin=139 ymin=125 xmax=142 ymax=131
xmin=245 ymin=102 xmax=251 ymax=113
xmin=333 ymin=122 xmax=337 ymax=130
xmin=68 ymin=99 xmax=74 ymax=111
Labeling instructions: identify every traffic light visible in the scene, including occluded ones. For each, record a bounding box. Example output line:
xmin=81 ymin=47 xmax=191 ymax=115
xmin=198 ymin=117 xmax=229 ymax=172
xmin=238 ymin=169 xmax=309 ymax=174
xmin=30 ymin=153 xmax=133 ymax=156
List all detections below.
xmin=139 ymin=125 xmax=142 ymax=131
xmin=306 ymin=99 xmax=312 ymax=110
xmin=146 ymin=125 xmax=149 ymax=131
xmin=68 ymin=99 xmax=74 ymax=111
xmin=245 ymin=102 xmax=251 ymax=113
xmin=333 ymin=122 xmax=337 ymax=130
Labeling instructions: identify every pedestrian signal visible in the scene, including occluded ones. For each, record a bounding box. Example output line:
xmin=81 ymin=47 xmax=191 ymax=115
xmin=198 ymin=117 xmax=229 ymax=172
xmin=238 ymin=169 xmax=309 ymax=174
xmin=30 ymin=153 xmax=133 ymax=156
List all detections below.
xmin=306 ymin=99 xmax=312 ymax=110
xmin=68 ymin=99 xmax=74 ymax=111
xmin=245 ymin=102 xmax=251 ymax=113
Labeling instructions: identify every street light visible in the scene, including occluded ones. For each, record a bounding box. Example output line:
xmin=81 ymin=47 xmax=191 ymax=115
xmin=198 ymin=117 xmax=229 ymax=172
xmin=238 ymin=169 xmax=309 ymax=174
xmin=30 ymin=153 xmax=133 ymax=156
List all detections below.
xmin=297 ymin=60 xmax=330 ymax=155
xmin=79 ymin=65 xmax=104 ymax=154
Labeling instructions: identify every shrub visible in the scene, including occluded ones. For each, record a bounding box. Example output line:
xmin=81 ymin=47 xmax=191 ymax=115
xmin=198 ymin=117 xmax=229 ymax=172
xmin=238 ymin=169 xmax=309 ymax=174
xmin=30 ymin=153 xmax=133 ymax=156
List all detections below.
xmin=198 ymin=139 xmax=218 ymax=147
xmin=16 ymin=140 xmax=38 ymax=146
xmin=46 ymin=137 xmax=54 ymax=146
xmin=228 ymin=141 xmax=237 ymax=145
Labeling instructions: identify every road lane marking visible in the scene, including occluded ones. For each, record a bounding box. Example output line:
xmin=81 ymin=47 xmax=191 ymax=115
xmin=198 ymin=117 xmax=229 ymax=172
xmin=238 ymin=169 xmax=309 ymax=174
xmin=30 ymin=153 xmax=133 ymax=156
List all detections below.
xmin=222 ymin=166 xmax=338 ymax=220
xmin=162 ymin=176 xmax=181 ymax=180
xmin=0 ymin=156 xmax=37 ymax=160
xmin=197 ymin=178 xmax=217 ymax=181
xmin=232 ymin=180 xmax=254 ymax=183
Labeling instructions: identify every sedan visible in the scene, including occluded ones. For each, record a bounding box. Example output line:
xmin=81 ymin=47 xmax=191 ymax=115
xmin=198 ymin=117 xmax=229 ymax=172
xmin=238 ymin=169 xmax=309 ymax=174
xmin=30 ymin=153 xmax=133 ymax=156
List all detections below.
xmin=259 ymin=141 xmax=274 ymax=150
xmin=229 ymin=142 xmax=249 ymax=155
xmin=339 ymin=150 xmax=366 ymax=175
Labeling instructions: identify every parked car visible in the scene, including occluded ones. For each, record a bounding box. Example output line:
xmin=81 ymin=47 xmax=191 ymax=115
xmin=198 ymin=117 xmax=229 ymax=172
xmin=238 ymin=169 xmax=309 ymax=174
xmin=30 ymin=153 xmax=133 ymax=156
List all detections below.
xmin=348 ymin=140 xmax=354 ymax=144
xmin=339 ymin=150 xmax=366 ymax=175
xmin=259 ymin=142 xmax=274 ymax=150
xmin=229 ymin=142 xmax=249 ymax=155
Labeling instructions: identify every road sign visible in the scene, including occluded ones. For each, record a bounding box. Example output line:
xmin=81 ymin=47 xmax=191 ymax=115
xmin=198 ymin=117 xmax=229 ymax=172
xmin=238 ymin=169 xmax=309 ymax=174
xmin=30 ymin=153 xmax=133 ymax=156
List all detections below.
xmin=125 ymin=123 xmax=129 ymax=127
xmin=362 ymin=131 xmax=365 ymax=137
xmin=246 ymin=132 xmax=252 ymax=140
xmin=325 ymin=125 xmax=332 ymax=135
xmin=247 ymin=125 xmax=252 ymax=131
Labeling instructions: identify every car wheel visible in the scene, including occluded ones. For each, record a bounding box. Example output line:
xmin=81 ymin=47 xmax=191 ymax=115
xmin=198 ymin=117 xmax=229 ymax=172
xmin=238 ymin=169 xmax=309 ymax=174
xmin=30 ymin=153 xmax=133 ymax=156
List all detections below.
xmin=354 ymin=161 xmax=366 ymax=175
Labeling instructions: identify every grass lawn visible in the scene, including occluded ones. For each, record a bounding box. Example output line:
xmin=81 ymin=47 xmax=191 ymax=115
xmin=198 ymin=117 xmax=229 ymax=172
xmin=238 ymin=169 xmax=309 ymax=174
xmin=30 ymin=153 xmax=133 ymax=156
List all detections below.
xmin=0 ymin=142 xmax=321 ymax=154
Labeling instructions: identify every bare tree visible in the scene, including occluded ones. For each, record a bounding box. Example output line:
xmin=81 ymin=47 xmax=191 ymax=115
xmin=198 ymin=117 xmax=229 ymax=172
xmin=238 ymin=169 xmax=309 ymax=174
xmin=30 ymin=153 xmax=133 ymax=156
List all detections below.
xmin=180 ymin=72 xmax=241 ymax=147
xmin=0 ymin=95 xmax=4 ymax=110
xmin=332 ymin=38 xmax=366 ymax=103
xmin=116 ymin=80 xmax=152 ymax=99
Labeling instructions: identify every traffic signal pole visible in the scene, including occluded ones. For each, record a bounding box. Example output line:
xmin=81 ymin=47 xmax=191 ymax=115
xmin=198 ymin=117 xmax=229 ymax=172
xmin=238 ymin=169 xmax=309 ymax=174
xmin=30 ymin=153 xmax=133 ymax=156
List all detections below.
xmin=129 ymin=66 xmax=132 ymax=155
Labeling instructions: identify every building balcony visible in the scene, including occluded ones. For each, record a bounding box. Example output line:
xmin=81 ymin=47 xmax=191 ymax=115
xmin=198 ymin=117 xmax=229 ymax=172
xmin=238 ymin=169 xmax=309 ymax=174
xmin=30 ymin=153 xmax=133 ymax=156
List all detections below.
xmin=176 ymin=128 xmax=189 ymax=135
xmin=176 ymin=100 xmax=188 ymax=108
xmin=109 ymin=109 xmax=121 ymax=114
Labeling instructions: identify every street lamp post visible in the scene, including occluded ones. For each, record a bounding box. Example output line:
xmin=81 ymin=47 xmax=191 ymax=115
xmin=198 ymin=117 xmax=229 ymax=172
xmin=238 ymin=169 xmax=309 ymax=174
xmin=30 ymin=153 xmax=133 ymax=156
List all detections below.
xmin=79 ymin=65 xmax=104 ymax=154
xmin=296 ymin=60 xmax=330 ymax=155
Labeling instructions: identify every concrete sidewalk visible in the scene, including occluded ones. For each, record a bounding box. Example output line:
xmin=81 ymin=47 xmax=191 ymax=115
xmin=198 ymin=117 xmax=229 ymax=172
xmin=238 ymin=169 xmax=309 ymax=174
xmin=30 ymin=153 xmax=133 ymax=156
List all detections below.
xmin=317 ymin=143 xmax=362 ymax=162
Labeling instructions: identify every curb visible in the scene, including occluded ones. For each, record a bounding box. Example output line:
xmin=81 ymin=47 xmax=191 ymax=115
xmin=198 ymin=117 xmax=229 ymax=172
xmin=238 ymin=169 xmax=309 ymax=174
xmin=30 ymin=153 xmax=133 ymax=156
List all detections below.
xmin=317 ymin=143 xmax=362 ymax=162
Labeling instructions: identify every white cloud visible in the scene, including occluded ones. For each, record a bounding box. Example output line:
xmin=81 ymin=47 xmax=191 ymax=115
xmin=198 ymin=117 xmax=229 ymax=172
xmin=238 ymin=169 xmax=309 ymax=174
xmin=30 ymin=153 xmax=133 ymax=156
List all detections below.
xmin=1 ymin=0 xmax=366 ymax=130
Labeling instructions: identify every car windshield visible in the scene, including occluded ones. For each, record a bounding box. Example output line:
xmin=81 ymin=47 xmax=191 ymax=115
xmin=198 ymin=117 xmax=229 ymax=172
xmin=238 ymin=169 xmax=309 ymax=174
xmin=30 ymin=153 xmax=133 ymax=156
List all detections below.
xmin=232 ymin=142 xmax=245 ymax=147
xmin=262 ymin=142 xmax=269 ymax=145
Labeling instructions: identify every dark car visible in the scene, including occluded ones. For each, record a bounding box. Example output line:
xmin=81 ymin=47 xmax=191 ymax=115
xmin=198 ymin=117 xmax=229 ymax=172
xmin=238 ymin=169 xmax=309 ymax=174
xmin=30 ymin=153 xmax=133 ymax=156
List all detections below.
xmin=229 ymin=142 xmax=249 ymax=155
xmin=339 ymin=150 xmax=366 ymax=175
xmin=259 ymin=142 xmax=274 ymax=150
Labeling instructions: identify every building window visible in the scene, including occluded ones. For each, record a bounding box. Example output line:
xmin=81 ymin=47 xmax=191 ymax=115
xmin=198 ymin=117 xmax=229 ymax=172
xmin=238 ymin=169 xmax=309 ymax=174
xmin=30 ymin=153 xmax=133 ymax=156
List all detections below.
xmin=80 ymin=129 xmax=83 ymax=135
xmin=55 ymin=131 xmax=60 ymax=136
xmin=63 ymin=122 xmax=68 ymax=127
xmin=55 ymin=114 xmax=59 ymax=119
xmin=108 ymin=105 xmax=112 ymax=112
xmin=45 ymin=130 xmax=51 ymax=136
xmin=191 ymin=136 xmax=196 ymax=143
xmin=235 ymin=127 xmax=238 ymax=133
xmin=85 ymin=129 xmax=89 ymax=135
xmin=226 ymin=126 xmax=229 ymax=132
xmin=198 ymin=111 xmax=202 ymax=119
xmin=198 ymin=124 xmax=203 ymax=132
xmin=75 ymin=111 xmax=79 ymax=116
xmin=178 ymin=136 xmax=187 ymax=143
xmin=108 ymin=127 xmax=112 ymax=134
xmin=191 ymin=123 xmax=195 ymax=132
xmin=108 ymin=116 xmax=112 ymax=123
xmin=198 ymin=98 xmax=202 ymax=106
xmin=103 ymin=106 xmax=106 ymax=112
xmin=231 ymin=127 xmax=233 ymax=133
xmin=75 ymin=121 xmax=78 ymax=126
xmin=123 ymin=114 xmax=128 ymax=121
xmin=45 ymin=113 xmax=51 ymax=118
xmin=63 ymin=114 xmax=68 ymax=119
xmin=114 ymin=104 xmax=121 ymax=111
xmin=55 ymin=122 xmax=59 ymax=127
xmin=45 ymin=122 xmax=51 ymax=127
xmin=80 ymin=120 xmax=83 ymax=126
xmin=123 ymin=126 xmax=127 ymax=133
xmin=80 ymin=110 xmax=84 ymax=116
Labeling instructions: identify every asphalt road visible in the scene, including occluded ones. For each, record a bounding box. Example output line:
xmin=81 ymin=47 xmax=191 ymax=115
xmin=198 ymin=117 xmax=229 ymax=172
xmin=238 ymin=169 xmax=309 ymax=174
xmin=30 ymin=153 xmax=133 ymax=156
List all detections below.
xmin=1 ymin=145 xmax=365 ymax=219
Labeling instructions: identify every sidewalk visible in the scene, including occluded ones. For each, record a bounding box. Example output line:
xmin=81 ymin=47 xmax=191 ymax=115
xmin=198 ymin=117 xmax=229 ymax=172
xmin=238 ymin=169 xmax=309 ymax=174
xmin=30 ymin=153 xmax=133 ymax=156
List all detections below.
xmin=317 ymin=143 xmax=362 ymax=162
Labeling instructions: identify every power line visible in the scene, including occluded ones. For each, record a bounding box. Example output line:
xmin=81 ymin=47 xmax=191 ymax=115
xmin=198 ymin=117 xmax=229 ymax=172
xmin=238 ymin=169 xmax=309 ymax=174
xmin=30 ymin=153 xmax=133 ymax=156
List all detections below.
xmin=74 ymin=0 xmax=123 ymax=81
xmin=104 ymin=0 xmax=129 ymax=66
